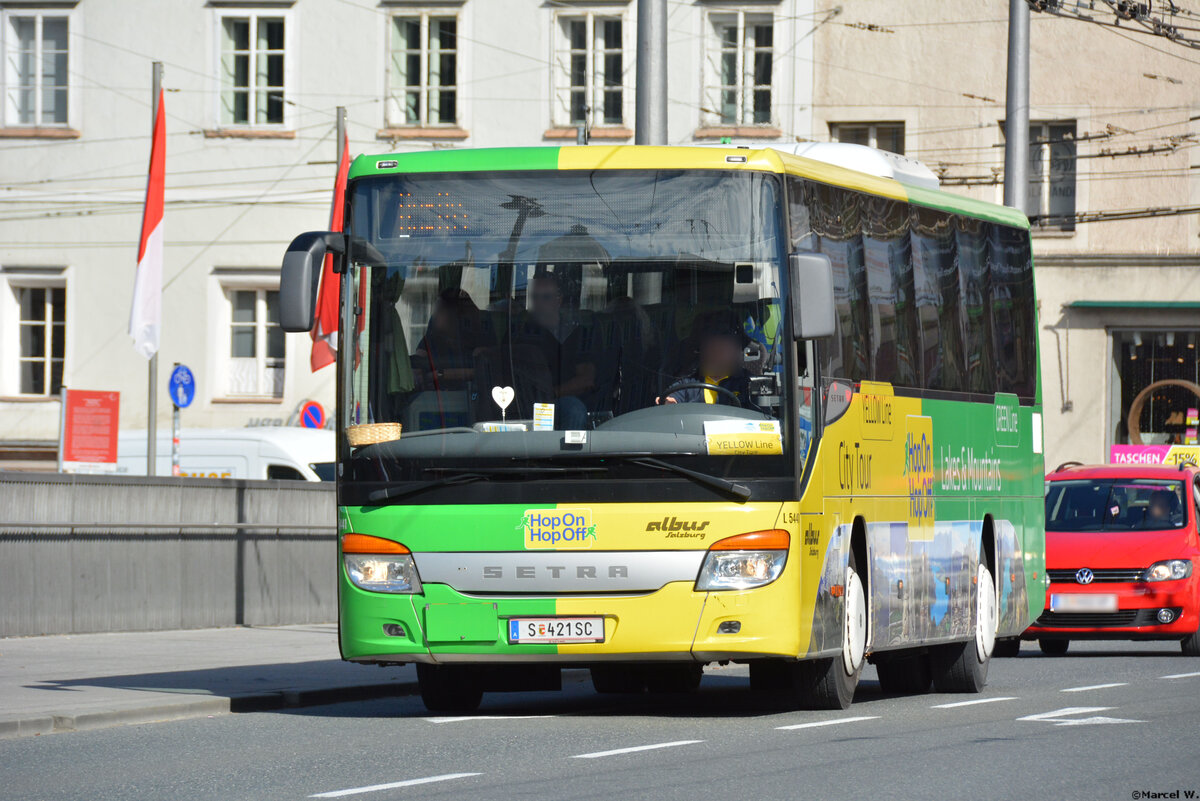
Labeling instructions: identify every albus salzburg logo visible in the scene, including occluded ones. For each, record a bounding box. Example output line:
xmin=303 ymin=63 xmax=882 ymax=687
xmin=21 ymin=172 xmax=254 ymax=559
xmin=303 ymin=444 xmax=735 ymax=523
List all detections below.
xmin=521 ymin=508 xmax=597 ymax=549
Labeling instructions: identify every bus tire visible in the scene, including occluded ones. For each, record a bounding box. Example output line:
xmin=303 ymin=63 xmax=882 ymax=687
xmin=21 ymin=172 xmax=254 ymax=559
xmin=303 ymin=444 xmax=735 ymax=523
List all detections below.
xmin=1039 ymin=638 xmax=1069 ymax=656
xmin=590 ymin=666 xmax=646 ymax=694
xmin=874 ymin=652 xmax=932 ymax=695
xmin=1181 ymin=630 xmax=1200 ymax=656
xmin=992 ymin=638 xmax=1021 ymax=658
xmin=644 ymin=664 xmax=704 ymax=694
xmin=800 ymin=551 xmax=866 ymax=709
xmin=416 ymin=664 xmax=483 ymax=712
xmin=931 ymin=562 xmax=995 ymax=693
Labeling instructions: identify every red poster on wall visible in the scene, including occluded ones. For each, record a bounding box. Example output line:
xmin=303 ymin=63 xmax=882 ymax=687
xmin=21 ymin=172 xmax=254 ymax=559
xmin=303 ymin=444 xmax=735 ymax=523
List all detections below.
xmin=60 ymin=390 xmax=120 ymax=472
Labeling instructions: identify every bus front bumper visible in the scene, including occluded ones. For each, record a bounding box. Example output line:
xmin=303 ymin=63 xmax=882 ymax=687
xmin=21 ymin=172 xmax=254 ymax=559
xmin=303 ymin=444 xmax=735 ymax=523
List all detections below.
xmin=340 ymin=579 xmax=804 ymax=665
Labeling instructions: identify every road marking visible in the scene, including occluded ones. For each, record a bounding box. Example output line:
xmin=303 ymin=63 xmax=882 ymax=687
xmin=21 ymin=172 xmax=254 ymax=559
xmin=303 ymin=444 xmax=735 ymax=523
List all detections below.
xmin=310 ymin=773 xmax=481 ymax=798
xmin=1017 ymin=706 xmax=1144 ymax=726
xmin=571 ymin=740 xmax=703 ymax=759
xmin=1061 ymin=683 xmax=1128 ymax=693
xmin=775 ymin=715 xmax=880 ymax=730
xmin=424 ymin=715 xmax=556 ymax=724
xmin=1161 ymin=671 xmax=1200 ymax=680
xmin=931 ymin=697 xmax=1017 ymax=709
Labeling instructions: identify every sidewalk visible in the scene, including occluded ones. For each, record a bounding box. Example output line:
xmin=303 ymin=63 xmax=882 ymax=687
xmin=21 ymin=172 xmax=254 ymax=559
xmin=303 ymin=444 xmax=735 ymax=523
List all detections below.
xmin=0 ymin=624 xmax=417 ymax=740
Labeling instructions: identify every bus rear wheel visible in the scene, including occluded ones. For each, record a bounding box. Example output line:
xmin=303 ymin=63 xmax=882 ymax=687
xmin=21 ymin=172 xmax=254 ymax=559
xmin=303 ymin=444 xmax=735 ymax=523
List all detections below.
xmin=874 ymin=652 xmax=932 ymax=695
xmin=931 ymin=562 xmax=995 ymax=693
xmin=416 ymin=664 xmax=483 ymax=712
xmin=644 ymin=664 xmax=704 ymax=694
xmin=590 ymin=666 xmax=646 ymax=694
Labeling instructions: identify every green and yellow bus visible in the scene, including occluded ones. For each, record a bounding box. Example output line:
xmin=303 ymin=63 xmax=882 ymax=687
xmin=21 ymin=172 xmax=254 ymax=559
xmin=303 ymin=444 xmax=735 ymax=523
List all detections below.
xmin=279 ymin=144 xmax=1046 ymax=711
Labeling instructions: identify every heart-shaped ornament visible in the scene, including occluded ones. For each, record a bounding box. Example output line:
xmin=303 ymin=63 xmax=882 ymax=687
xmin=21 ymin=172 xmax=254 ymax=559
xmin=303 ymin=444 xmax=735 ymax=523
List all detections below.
xmin=491 ymin=385 xmax=515 ymax=411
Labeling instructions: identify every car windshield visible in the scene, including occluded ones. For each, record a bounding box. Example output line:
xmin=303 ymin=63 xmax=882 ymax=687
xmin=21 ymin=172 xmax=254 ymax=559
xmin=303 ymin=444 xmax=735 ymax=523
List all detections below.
xmin=1045 ymin=478 xmax=1187 ymax=531
xmin=341 ymin=169 xmax=808 ymax=489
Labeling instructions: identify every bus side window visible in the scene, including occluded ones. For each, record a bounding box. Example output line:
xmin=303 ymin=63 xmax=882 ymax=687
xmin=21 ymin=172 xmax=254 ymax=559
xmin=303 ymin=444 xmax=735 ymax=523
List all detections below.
xmin=267 ymin=464 xmax=306 ymax=481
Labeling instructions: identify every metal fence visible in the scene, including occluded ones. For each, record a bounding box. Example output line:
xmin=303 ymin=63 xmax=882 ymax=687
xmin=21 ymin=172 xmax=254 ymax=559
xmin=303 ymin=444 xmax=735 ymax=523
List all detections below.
xmin=0 ymin=471 xmax=337 ymax=637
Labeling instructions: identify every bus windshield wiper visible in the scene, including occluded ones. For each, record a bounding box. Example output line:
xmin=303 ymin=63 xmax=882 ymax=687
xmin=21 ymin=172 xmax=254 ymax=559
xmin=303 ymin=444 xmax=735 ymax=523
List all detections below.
xmin=622 ymin=456 xmax=752 ymax=503
xmin=368 ymin=471 xmax=490 ymax=503
xmin=368 ymin=465 xmax=608 ymax=503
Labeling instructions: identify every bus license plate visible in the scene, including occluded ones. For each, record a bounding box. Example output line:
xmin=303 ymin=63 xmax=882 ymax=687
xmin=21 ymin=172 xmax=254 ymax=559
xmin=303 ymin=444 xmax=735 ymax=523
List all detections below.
xmin=1050 ymin=593 xmax=1118 ymax=613
xmin=508 ymin=617 xmax=604 ymax=644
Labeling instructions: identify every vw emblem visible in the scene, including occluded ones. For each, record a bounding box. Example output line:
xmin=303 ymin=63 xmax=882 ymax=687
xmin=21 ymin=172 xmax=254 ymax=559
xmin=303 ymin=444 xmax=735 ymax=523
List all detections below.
xmin=1075 ymin=568 xmax=1094 ymax=585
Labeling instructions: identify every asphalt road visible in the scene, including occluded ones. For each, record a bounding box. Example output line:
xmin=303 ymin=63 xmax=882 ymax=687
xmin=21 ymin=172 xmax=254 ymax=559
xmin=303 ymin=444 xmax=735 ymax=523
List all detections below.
xmin=2 ymin=641 xmax=1198 ymax=801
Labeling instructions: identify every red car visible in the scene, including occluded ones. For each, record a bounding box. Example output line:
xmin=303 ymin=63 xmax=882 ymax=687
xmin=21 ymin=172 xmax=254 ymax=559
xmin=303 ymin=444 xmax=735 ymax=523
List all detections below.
xmin=1026 ymin=462 xmax=1200 ymax=656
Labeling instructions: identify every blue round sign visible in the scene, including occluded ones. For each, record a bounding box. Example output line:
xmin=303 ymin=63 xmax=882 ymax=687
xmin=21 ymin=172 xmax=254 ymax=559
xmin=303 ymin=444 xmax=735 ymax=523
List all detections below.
xmin=300 ymin=401 xmax=325 ymax=429
xmin=168 ymin=364 xmax=195 ymax=409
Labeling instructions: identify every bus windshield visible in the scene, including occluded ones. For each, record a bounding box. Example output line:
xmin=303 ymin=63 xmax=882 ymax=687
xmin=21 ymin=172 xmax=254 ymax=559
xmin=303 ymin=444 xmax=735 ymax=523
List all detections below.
xmin=342 ymin=169 xmax=805 ymax=493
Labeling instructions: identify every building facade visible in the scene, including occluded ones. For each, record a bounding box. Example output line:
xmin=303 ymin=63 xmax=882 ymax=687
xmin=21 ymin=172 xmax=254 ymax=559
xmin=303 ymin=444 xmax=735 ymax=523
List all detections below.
xmin=811 ymin=0 xmax=1200 ymax=468
xmin=0 ymin=0 xmax=814 ymax=471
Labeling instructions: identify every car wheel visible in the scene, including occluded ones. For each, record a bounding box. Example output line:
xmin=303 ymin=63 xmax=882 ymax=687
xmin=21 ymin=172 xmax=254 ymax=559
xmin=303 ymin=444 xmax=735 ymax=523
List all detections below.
xmin=1038 ymin=638 xmax=1070 ymax=656
xmin=1182 ymin=630 xmax=1200 ymax=656
xmin=992 ymin=638 xmax=1021 ymax=658
xmin=417 ymin=664 xmax=484 ymax=712
xmin=931 ymin=562 xmax=995 ymax=693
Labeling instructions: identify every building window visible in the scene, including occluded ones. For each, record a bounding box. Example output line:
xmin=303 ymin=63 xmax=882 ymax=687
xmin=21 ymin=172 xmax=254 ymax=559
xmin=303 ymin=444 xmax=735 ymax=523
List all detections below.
xmin=388 ymin=14 xmax=458 ymax=127
xmin=2 ymin=12 xmax=69 ymax=127
xmin=219 ymin=14 xmax=285 ymax=126
xmin=555 ymin=13 xmax=625 ymax=128
xmin=831 ymin=122 xmax=905 ymax=155
xmin=1112 ymin=330 xmax=1200 ymax=448
xmin=15 ymin=285 xmax=65 ymax=396
xmin=227 ymin=288 xmax=284 ymax=397
xmin=1029 ymin=121 xmax=1076 ymax=231
xmin=705 ymin=12 xmax=773 ymax=126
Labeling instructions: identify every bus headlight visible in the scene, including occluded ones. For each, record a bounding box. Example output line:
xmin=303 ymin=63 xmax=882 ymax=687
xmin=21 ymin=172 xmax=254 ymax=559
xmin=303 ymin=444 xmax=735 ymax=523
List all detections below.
xmin=1143 ymin=559 xmax=1193 ymax=582
xmin=695 ymin=530 xmax=789 ymax=591
xmin=342 ymin=533 xmax=423 ymax=594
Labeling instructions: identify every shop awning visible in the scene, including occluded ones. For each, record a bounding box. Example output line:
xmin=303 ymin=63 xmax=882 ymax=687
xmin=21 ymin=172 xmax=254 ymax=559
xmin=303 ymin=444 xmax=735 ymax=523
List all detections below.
xmin=1068 ymin=300 xmax=1200 ymax=310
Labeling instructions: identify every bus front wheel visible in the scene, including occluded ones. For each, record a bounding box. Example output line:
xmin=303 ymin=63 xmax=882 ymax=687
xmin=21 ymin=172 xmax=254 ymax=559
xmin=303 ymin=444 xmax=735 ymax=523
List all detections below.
xmin=800 ymin=551 xmax=867 ymax=710
xmin=417 ymin=664 xmax=484 ymax=712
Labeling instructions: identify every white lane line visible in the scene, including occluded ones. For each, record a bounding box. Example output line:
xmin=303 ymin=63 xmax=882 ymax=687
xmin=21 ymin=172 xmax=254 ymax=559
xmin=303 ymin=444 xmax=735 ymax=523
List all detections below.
xmin=775 ymin=715 xmax=880 ymax=730
xmin=424 ymin=715 xmax=556 ymax=724
xmin=570 ymin=740 xmax=704 ymax=759
xmin=930 ymin=696 xmax=1018 ymax=709
xmin=310 ymin=773 xmax=481 ymax=798
xmin=1017 ymin=706 xmax=1144 ymax=726
xmin=1061 ymin=683 xmax=1128 ymax=693
xmin=1161 ymin=671 xmax=1200 ymax=680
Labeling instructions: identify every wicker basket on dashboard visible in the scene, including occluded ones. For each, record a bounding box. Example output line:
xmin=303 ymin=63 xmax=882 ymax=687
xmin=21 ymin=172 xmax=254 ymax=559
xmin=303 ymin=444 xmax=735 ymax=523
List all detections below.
xmin=346 ymin=422 xmax=402 ymax=447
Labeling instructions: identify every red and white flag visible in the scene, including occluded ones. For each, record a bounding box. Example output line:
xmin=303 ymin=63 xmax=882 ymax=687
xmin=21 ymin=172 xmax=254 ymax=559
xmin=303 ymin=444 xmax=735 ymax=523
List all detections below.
xmin=128 ymin=88 xmax=166 ymax=360
xmin=310 ymin=128 xmax=352 ymax=371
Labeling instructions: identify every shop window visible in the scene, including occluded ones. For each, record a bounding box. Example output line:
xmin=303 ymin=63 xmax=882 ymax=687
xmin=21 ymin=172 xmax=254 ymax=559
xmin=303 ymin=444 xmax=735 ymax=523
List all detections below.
xmin=1112 ymin=330 xmax=1200 ymax=446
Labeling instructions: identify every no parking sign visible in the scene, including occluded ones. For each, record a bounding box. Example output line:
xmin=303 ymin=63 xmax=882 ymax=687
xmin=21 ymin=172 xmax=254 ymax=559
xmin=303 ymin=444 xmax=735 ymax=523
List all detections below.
xmin=300 ymin=401 xmax=325 ymax=429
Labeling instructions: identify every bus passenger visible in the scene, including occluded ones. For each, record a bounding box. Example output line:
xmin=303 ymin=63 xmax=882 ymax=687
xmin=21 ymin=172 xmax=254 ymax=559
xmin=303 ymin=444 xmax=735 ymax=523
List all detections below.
xmin=510 ymin=272 xmax=596 ymax=428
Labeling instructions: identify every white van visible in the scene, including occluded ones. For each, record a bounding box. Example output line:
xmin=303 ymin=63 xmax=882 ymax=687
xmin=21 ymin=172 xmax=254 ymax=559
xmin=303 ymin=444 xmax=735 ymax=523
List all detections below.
xmin=116 ymin=427 xmax=335 ymax=481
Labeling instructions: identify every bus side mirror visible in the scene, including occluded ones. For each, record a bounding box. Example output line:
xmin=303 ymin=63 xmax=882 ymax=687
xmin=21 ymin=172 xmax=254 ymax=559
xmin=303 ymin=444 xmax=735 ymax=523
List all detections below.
xmin=788 ymin=252 xmax=835 ymax=340
xmin=280 ymin=231 xmax=345 ymax=333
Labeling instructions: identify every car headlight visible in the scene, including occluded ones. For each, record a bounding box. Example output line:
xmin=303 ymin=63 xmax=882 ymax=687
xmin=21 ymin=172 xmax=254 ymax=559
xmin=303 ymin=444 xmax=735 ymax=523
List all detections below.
xmin=695 ymin=530 xmax=789 ymax=591
xmin=342 ymin=533 xmax=422 ymax=594
xmin=1143 ymin=559 xmax=1193 ymax=582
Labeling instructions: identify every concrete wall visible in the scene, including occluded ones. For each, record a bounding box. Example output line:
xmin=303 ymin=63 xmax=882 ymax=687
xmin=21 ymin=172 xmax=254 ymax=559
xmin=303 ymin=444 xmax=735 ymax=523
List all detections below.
xmin=0 ymin=472 xmax=336 ymax=637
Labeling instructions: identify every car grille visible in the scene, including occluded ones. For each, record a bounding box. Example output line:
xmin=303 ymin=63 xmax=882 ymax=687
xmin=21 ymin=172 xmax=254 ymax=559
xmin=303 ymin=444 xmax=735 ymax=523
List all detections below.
xmin=1047 ymin=568 xmax=1144 ymax=584
xmin=1035 ymin=609 xmax=1166 ymax=628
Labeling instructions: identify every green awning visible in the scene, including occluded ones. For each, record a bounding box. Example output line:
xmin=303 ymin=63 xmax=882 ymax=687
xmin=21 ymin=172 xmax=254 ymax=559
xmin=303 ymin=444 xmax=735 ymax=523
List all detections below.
xmin=1068 ymin=300 xmax=1200 ymax=310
